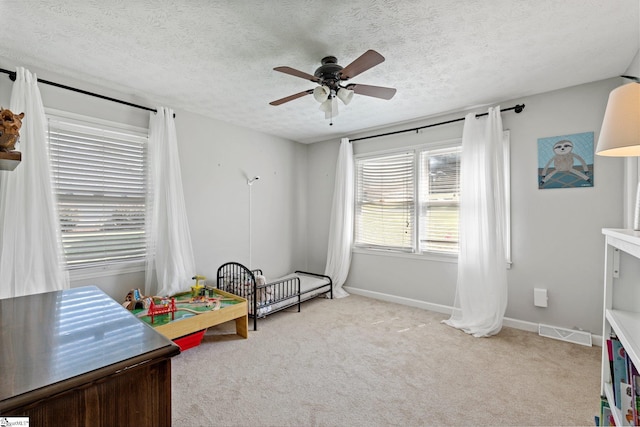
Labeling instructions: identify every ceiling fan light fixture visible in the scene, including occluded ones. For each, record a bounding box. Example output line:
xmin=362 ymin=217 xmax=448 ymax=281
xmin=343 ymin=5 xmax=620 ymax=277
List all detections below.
xmin=319 ymin=97 xmax=331 ymax=113
xmin=313 ymin=85 xmax=330 ymax=103
xmin=321 ymin=97 xmax=339 ymax=119
xmin=337 ymin=88 xmax=354 ymax=105
xmin=269 ymin=50 xmax=396 ymax=121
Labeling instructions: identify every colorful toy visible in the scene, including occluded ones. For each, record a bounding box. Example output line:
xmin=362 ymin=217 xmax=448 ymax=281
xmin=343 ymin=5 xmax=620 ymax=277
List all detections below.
xmin=188 ymin=294 xmax=224 ymax=309
xmin=130 ymin=276 xmax=249 ymax=351
xmin=191 ymin=274 xmax=206 ymax=296
xmin=147 ymin=297 xmax=176 ymax=324
xmin=122 ymin=288 xmax=152 ymax=311
xmin=201 ymin=285 xmax=213 ymax=296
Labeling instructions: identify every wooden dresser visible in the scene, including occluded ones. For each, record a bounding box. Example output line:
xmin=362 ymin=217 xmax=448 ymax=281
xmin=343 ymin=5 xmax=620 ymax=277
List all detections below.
xmin=0 ymin=286 xmax=180 ymax=427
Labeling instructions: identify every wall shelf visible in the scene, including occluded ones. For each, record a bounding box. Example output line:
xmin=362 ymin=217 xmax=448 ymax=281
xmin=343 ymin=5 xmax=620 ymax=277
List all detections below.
xmin=0 ymin=151 xmax=21 ymax=171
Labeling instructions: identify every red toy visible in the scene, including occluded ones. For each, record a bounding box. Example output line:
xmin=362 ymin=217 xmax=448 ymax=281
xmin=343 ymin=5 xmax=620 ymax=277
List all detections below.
xmin=148 ymin=297 xmax=176 ymax=324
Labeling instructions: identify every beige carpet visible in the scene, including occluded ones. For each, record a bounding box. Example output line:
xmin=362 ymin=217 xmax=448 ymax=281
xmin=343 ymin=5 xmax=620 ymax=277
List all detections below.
xmin=171 ymin=294 xmax=600 ymax=426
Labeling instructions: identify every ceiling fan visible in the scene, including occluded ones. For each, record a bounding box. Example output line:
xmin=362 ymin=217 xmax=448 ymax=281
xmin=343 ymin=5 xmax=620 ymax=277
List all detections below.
xmin=269 ymin=49 xmax=396 ymax=124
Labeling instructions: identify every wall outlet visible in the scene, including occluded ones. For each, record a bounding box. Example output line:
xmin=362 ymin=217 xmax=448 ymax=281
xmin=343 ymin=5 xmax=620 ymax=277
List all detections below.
xmin=534 ymin=288 xmax=548 ymax=307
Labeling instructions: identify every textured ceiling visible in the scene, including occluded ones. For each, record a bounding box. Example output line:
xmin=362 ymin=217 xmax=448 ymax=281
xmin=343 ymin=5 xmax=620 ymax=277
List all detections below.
xmin=0 ymin=0 xmax=638 ymax=143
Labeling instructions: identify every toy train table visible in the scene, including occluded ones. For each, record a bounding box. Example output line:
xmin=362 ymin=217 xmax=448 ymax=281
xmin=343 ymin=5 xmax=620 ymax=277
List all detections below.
xmin=132 ymin=288 xmax=248 ymax=351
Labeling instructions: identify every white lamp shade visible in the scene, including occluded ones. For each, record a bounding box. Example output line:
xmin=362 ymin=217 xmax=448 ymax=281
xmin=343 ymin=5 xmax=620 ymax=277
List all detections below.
xmin=320 ymin=97 xmax=338 ymax=118
xmin=337 ymin=88 xmax=354 ymax=105
xmin=595 ymin=82 xmax=640 ymax=156
xmin=313 ymin=85 xmax=330 ymax=103
xmin=319 ymin=98 xmax=331 ymax=113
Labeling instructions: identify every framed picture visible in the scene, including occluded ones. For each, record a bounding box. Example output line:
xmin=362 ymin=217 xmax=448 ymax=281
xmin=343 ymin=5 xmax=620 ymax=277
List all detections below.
xmin=538 ymin=132 xmax=594 ymax=189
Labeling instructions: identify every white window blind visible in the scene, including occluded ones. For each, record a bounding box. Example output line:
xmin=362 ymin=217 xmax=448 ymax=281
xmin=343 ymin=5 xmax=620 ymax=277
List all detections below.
xmin=47 ymin=114 xmax=148 ymax=269
xmin=355 ymin=151 xmax=415 ymax=251
xmin=354 ymin=133 xmax=510 ymax=261
xmin=419 ymin=147 xmax=461 ymax=254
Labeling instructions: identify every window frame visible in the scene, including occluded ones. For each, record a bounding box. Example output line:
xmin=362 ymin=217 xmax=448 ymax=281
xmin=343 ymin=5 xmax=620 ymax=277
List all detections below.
xmin=417 ymin=144 xmax=462 ymax=255
xmin=353 ymin=132 xmax=511 ymax=265
xmin=354 ymin=149 xmax=417 ymax=253
xmin=46 ymin=108 xmax=150 ymax=278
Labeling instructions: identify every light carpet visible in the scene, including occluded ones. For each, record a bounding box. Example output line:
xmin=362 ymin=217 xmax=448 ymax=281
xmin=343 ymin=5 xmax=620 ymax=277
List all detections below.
xmin=171 ymin=294 xmax=600 ymax=426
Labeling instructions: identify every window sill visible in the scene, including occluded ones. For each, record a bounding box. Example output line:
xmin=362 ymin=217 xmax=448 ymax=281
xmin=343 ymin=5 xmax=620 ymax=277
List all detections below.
xmin=352 ymin=247 xmax=458 ymax=264
xmin=69 ymin=262 xmax=145 ymax=281
xmin=352 ymin=247 xmax=513 ymax=269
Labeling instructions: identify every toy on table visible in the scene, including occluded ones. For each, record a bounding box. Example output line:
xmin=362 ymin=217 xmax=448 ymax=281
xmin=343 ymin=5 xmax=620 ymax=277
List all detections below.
xmin=129 ymin=274 xmax=247 ymax=351
xmin=147 ymin=297 xmax=176 ymax=324
xmin=122 ymin=288 xmax=152 ymax=311
xmin=191 ymin=275 xmax=206 ymax=296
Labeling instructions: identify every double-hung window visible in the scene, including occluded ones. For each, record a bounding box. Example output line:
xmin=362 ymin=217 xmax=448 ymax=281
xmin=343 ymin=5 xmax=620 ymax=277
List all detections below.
xmin=355 ymin=133 xmax=510 ymax=258
xmin=47 ymin=111 xmax=149 ymax=271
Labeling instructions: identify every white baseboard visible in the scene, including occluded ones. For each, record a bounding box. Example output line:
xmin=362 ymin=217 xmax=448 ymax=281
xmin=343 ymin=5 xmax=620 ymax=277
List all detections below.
xmin=343 ymin=286 xmax=603 ymax=347
xmin=344 ymin=286 xmax=453 ymax=315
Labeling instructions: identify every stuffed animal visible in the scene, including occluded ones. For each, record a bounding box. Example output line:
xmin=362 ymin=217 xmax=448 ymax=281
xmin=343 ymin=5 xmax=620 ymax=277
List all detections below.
xmin=0 ymin=108 xmax=24 ymax=152
xmin=255 ymin=274 xmax=273 ymax=302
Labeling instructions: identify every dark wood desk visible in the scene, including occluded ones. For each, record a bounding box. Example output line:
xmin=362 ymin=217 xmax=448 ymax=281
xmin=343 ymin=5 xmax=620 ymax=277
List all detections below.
xmin=0 ymin=286 xmax=180 ymax=427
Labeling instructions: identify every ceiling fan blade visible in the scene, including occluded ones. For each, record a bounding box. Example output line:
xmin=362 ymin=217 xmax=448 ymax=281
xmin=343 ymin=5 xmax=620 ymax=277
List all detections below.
xmin=269 ymin=89 xmax=313 ymax=106
xmin=274 ymin=66 xmax=320 ymax=83
xmin=346 ymin=83 xmax=396 ymax=100
xmin=339 ymin=50 xmax=385 ymax=80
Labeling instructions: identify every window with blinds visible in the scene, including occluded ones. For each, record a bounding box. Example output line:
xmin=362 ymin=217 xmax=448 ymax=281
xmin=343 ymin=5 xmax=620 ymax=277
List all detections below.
xmin=419 ymin=147 xmax=461 ymax=253
xmin=355 ymin=134 xmax=511 ymax=258
xmin=355 ymin=152 xmax=415 ymax=251
xmin=354 ymin=142 xmax=462 ymax=255
xmin=47 ymin=113 xmax=148 ymax=269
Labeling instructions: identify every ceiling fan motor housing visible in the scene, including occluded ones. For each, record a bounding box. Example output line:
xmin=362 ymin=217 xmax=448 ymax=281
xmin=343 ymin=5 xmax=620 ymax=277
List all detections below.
xmin=314 ymin=56 xmax=344 ymax=89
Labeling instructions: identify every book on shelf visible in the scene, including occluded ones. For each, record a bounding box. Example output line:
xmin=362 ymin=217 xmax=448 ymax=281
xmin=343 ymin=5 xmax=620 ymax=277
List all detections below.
xmin=621 ymin=381 xmax=635 ymax=426
xmin=600 ymin=397 xmax=613 ymax=426
xmin=612 ymin=337 xmax=627 ymax=409
xmin=605 ymin=335 xmax=640 ymax=425
xmin=630 ymin=360 xmax=639 ymax=426
xmin=636 ymin=379 xmax=640 ymax=427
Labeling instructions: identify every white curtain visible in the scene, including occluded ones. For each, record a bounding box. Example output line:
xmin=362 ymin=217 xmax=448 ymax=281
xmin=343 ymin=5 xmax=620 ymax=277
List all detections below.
xmin=324 ymin=137 xmax=353 ymax=298
xmin=145 ymin=107 xmax=196 ymax=296
xmin=0 ymin=67 xmax=69 ymax=299
xmin=443 ymin=106 xmax=508 ymax=337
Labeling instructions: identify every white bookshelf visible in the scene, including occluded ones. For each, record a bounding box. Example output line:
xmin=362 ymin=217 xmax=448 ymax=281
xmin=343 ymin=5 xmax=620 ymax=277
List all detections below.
xmin=601 ymin=228 xmax=640 ymax=426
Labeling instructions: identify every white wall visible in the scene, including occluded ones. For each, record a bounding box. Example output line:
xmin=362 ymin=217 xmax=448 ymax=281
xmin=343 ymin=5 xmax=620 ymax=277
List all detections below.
xmin=176 ymin=110 xmax=309 ymax=283
xmin=308 ymin=78 xmax=624 ymax=335
xmin=0 ymin=58 xmax=308 ymax=301
xmin=627 ymin=49 xmax=640 ymax=76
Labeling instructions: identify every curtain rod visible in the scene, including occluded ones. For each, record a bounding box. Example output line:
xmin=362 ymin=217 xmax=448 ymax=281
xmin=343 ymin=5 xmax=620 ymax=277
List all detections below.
xmin=350 ymin=103 xmax=525 ymax=142
xmin=0 ymin=67 xmax=167 ymax=115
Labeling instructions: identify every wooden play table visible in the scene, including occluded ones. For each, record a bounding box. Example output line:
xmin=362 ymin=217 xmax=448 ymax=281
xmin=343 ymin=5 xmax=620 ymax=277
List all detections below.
xmin=135 ymin=288 xmax=249 ymax=343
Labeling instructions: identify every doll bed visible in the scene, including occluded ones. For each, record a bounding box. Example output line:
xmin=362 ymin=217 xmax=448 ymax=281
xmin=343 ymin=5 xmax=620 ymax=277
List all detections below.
xmin=216 ymin=262 xmax=333 ymax=331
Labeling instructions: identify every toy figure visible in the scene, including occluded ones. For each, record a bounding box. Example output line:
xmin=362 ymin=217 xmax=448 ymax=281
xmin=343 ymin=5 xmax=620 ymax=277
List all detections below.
xmin=0 ymin=108 xmax=25 ymax=152
xmin=191 ymin=274 xmax=206 ymax=296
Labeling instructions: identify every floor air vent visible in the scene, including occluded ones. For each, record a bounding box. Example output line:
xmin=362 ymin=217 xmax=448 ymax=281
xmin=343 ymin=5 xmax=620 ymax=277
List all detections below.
xmin=538 ymin=324 xmax=592 ymax=347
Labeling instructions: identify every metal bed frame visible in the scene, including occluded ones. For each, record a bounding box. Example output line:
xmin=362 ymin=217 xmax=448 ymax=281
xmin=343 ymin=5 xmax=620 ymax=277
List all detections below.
xmin=216 ymin=262 xmax=333 ymax=331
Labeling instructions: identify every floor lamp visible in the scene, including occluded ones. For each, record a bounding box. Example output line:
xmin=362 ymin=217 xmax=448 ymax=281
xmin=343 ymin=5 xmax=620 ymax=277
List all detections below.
xmin=247 ymin=176 xmax=260 ymax=268
xmin=595 ymin=80 xmax=640 ymax=229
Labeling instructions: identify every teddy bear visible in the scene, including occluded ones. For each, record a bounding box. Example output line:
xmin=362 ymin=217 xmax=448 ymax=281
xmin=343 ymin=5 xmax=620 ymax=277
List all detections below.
xmin=0 ymin=108 xmax=25 ymax=152
xmin=255 ymin=274 xmax=273 ymax=303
